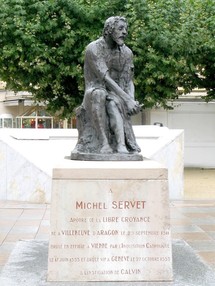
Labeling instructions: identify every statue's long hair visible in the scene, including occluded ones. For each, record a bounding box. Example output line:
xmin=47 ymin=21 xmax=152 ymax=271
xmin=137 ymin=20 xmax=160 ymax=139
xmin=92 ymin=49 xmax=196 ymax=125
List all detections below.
xmin=103 ymin=16 xmax=127 ymax=38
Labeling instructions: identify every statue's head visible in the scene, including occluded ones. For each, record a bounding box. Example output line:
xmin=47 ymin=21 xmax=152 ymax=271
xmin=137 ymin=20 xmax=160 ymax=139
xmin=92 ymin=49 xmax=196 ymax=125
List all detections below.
xmin=103 ymin=16 xmax=128 ymax=46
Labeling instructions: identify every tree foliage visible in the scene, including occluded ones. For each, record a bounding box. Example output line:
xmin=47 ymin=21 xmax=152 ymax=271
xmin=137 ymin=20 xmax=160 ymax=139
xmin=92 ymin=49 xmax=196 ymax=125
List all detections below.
xmin=124 ymin=0 xmax=215 ymax=108
xmin=0 ymin=0 xmax=93 ymax=116
xmin=0 ymin=0 xmax=214 ymax=117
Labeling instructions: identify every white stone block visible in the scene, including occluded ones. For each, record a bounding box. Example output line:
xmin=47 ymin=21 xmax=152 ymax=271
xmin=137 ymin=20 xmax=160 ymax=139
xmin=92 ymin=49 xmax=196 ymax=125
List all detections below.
xmin=48 ymin=160 xmax=173 ymax=282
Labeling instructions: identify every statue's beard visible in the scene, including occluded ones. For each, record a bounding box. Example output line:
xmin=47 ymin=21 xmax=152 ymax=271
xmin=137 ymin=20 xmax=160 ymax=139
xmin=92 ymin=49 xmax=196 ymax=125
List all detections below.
xmin=115 ymin=37 xmax=125 ymax=46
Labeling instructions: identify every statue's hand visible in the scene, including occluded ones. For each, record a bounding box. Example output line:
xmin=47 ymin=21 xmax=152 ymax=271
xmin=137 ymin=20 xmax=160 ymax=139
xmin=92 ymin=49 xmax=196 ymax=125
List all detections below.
xmin=127 ymin=100 xmax=143 ymax=115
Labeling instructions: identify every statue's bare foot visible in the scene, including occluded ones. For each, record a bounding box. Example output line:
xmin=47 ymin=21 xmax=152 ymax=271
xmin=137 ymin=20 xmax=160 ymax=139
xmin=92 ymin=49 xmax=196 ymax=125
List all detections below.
xmin=117 ymin=145 xmax=129 ymax=154
xmin=100 ymin=144 xmax=113 ymax=154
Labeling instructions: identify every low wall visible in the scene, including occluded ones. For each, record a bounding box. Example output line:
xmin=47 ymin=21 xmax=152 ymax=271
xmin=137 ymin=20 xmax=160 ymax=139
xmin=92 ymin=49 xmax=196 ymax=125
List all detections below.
xmin=0 ymin=126 xmax=184 ymax=202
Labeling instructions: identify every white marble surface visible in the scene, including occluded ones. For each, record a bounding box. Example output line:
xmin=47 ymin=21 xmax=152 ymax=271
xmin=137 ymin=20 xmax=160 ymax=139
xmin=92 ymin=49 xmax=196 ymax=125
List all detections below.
xmin=48 ymin=161 xmax=172 ymax=281
xmin=0 ymin=126 xmax=184 ymax=202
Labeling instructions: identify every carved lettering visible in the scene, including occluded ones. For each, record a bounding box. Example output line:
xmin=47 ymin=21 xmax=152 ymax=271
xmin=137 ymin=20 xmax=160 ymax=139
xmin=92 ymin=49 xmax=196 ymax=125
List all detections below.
xmin=61 ymin=230 xmax=90 ymax=236
xmin=96 ymin=230 xmax=118 ymax=235
xmin=121 ymin=269 xmax=141 ymax=275
xmin=75 ymin=200 xmax=146 ymax=210
xmin=112 ymin=200 xmax=146 ymax=209
xmin=91 ymin=243 xmax=108 ymax=249
xmin=76 ymin=201 xmax=108 ymax=209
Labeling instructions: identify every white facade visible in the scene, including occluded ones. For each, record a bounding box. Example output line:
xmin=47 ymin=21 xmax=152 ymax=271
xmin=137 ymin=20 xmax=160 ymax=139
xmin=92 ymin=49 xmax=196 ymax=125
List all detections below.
xmin=146 ymin=100 xmax=215 ymax=168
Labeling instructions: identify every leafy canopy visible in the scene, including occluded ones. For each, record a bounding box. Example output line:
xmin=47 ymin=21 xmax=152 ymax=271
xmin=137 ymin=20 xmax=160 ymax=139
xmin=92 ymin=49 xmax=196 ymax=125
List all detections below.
xmin=0 ymin=0 xmax=214 ymax=117
xmin=124 ymin=0 xmax=215 ymax=108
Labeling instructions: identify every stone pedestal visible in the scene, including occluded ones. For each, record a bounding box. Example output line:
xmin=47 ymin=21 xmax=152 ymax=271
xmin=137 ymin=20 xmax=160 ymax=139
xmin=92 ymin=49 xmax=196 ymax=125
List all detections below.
xmin=48 ymin=160 xmax=173 ymax=282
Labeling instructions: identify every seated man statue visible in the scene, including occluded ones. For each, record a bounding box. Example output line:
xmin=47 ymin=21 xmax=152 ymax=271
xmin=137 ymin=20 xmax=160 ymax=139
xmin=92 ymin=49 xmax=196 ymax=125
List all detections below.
xmin=71 ymin=16 xmax=143 ymax=159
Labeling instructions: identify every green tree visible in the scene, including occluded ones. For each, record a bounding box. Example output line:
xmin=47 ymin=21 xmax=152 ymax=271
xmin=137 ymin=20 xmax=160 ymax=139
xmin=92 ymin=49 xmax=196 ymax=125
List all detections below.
xmin=0 ymin=0 xmax=214 ymax=117
xmin=187 ymin=0 xmax=215 ymax=101
xmin=0 ymin=0 xmax=126 ymax=117
xmin=125 ymin=0 xmax=215 ymax=108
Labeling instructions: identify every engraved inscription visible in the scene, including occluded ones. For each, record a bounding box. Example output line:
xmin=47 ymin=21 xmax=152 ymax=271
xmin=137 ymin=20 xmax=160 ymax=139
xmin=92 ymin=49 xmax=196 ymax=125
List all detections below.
xmin=48 ymin=180 xmax=172 ymax=281
xmin=76 ymin=200 xmax=146 ymax=209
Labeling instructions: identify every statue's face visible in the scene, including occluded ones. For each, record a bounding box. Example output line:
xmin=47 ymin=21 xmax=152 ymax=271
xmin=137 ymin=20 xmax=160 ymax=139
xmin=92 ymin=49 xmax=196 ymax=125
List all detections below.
xmin=111 ymin=20 xmax=127 ymax=46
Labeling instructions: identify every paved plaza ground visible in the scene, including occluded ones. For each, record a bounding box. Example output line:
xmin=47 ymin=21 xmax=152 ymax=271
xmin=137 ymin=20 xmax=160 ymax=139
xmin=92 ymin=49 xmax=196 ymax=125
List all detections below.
xmin=0 ymin=168 xmax=215 ymax=283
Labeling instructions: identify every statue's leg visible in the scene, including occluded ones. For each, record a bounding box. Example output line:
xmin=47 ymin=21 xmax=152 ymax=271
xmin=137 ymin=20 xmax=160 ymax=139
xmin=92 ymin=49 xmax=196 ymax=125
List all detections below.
xmin=91 ymin=89 xmax=113 ymax=153
xmin=107 ymin=100 xmax=128 ymax=154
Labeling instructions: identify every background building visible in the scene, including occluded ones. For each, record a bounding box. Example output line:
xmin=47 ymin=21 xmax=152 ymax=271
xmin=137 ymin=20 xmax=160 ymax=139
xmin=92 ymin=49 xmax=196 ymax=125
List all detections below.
xmin=0 ymin=81 xmax=73 ymax=129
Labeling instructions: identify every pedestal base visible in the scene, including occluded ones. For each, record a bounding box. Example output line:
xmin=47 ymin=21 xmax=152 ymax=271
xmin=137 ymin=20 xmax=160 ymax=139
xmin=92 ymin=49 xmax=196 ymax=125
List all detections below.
xmin=70 ymin=151 xmax=143 ymax=161
xmin=48 ymin=160 xmax=173 ymax=282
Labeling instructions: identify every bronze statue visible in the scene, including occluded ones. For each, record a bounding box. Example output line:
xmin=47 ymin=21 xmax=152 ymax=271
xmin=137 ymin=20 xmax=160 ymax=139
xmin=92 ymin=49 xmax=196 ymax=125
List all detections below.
xmin=71 ymin=16 xmax=143 ymax=161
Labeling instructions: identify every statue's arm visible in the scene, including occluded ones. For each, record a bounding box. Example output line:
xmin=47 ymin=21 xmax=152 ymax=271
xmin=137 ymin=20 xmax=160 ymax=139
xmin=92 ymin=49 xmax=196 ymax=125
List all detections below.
xmin=126 ymin=49 xmax=135 ymax=99
xmin=127 ymin=80 xmax=135 ymax=99
xmin=85 ymin=44 xmax=108 ymax=80
xmin=104 ymin=72 xmax=140 ymax=115
xmin=105 ymin=71 xmax=132 ymax=102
